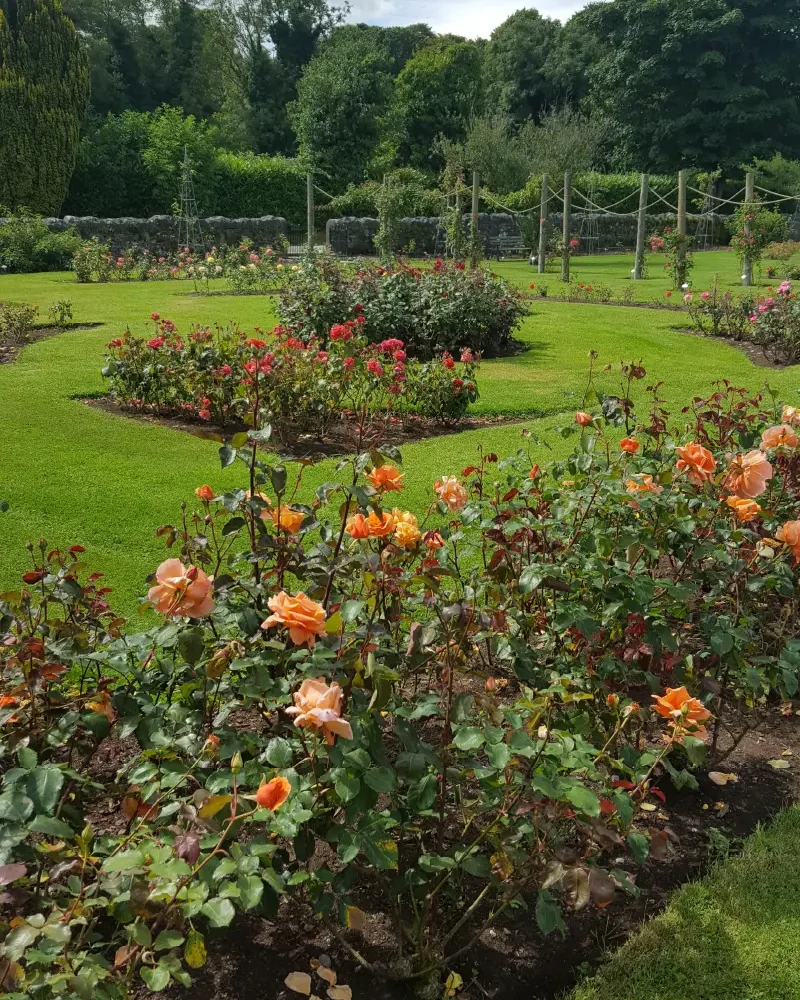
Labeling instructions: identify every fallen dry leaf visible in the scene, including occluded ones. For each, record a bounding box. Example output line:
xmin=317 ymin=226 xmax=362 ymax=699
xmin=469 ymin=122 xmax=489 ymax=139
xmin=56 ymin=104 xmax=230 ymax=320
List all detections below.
xmin=639 ymin=802 xmax=656 ymax=812
xmin=782 ymin=749 xmax=793 ymax=757
xmin=768 ymin=759 xmax=790 ymax=769
xmin=708 ymin=771 xmax=738 ymax=786
xmin=317 ymin=968 xmax=337 ymax=986
xmin=285 ymin=972 xmax=312 ymax=995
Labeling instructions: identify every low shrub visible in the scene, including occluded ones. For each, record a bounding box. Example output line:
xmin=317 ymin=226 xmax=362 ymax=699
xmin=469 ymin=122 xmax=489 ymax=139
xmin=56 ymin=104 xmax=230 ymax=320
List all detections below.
xmin=0 ymin=210 xmax=80 ymax=273
xmin=101 ymin=316 xmax=479 ymax=439
xmin=279 ymin=254 xmax=526 ymax=357
xmin=0 ymin=300 xmax=38 ymax=344
xmin=684 ymin=283 xmax=758 ymax=340
xmin=2 ymin=368 xmax=800 ymax=996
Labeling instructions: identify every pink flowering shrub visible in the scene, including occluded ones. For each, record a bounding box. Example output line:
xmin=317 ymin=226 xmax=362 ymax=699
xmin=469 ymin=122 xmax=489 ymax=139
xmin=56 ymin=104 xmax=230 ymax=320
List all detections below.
xmin=687 ymin=279 xmax=799 ymax=360
xmin=279 ymin=252 xmax=526 ymax=358
xmin=102 ymin=316 xmax=480 ymax=438
xmin=4 ymin=361 xmax=800 ymax=995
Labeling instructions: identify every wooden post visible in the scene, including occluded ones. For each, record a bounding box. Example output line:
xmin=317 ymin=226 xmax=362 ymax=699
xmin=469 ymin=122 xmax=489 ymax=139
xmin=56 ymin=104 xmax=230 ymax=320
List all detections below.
xmin=677 ymin=168 xmax=687 ymax=278
xmin=561 ymin=169 xmax=573 ymax=282
xmin=306 ymin=172 xmax=315 ymax=249
xmin=634 ymin=172 xmax=649 ymax=280
xmin=743 ymin=171 xmax=754 ymax=287
xmin=455 ymin=179 xmax=463 ymax=258
xmin=472 ymin=169 xmax=480 ymax=219
xmin=538 ymin=173 xmax=549 ymax=274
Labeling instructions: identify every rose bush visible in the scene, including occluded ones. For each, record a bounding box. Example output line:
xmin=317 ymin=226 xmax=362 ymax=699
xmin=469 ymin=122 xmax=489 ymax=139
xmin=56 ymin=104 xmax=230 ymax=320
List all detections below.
xmin=279 ymin=253 xmax=526 ymax=358
xmin=3 ymin=364 xmax=800 ymax=997
xmin=101 ymin=317 xmax=480 ymax=440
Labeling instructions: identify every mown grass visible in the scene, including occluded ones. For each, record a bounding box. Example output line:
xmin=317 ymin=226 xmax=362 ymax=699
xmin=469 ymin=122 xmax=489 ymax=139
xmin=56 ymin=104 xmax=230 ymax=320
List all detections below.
xmin=1 ymin=266 xmax=799 ymax=614
xmin=572 ymin=807 xmax=800 ymax=1000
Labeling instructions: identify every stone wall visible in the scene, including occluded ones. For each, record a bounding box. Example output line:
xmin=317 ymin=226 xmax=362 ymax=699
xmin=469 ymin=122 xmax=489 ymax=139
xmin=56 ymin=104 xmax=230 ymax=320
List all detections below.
xmin=326 ymin=213 xmax=523 ymax=256
xmin=2 ymin=216 xmax=290 ymax=255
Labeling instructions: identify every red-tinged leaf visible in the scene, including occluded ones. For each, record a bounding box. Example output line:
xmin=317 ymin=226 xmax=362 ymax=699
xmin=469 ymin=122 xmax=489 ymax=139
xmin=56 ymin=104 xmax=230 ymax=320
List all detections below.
xmin=599 ymin=798 xmax=615 ymax=815
xmin=0 ymin=864 xmax=27 ymax=886
xmin=612 ymin=780 xmax=635 ymax=790
xmin=461 ymin=466 xmax=477 ymax=477
xmin=22 ymin=571 xmax=44 ymax=584
xmin=650 ymin=787 xmax=666 ymax=803
xmin=502 ymin=489 xmax=519 ymax=502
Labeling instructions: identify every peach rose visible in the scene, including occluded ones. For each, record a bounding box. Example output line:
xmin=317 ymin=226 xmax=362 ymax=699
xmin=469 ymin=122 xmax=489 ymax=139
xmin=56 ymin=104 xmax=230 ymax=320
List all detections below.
xmin=620 ymin=437 xmax=639 ymax=454
xmin=776 ymin=520 xmax=800 ymax=559
xmin=723 ymin=450 xmax=773 ymax=498
xmin=366 ymin=511 xmax=396 ymax=537
xmin=195 ymin=485 xmax=215 ymax=501
xmin=675 ymin=442 xmax=717 ymax=486
xmin=782 ymin=405 xmax=800 ymax=426
xmin=245 ymin=490 xmax=272 ymax=518
xmin=652 ymin=686 xmax=711 ymax=741
xmin=392 ymin=508 xmax=418 ymax=527
xmin=346 ymin=513 xmax=371 ymax=539
xmin=285 ymin=678 xmax=353 ymax=745
xmin=761 ymin=424 xmax=799 ymax=450
xmin=394 ymin=521 xmax=421 ymax=549
xmin=575 ymin=411 xmax=593 ymax=427
xmin=424 ymin=530 xmax=445 ymax=550
xmin=255 ymin=775 xmax=291 ymax=811
xmin=270 ymin=506 xmax=305 ymax=533
xmin=726 ymin=495 xmax=761 ymax=521
xmin=366 ymin=464 xmax=404 ymax=492
xmin=261 ymin=591 xmax=326 ymax=647
xmin=625 ymin=475 xmax=663 ymax=496
xmin=435 ymin=476 xmax=468 ymax=511
xmin=148 ymin=559 xmax=215 ymax=618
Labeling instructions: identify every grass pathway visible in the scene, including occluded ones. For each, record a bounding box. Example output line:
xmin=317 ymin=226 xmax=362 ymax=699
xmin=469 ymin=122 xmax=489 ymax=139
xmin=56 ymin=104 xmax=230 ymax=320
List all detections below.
xmin=1 ymin=271 xmax=799 ymax=613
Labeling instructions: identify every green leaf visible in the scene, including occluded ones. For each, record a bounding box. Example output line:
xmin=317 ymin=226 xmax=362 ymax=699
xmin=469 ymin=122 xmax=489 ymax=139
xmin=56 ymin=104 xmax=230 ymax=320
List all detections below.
xmin=453 ymin=726 xmax=485 ymax=751
xmin=335 ymin=774 xmax=361 ymax=803
xmin=340 ymin=600 xmax=365 ymax=623
xmin=154 ymin=930 xmax=185 ymax=951
xmin=460 ymin=854 xmax=492 ymax=878
xmin=201 ymin=897 xmax=235 ymax=928
xmin=222 ymin=516 xmax=246 ymax=537
xmin=17 ymin=748 xmax=37 ymax=770
xmin=177 ymin=629 xmax=204 ymax=665
xmin=361 ymin=835 xmax=398 ymax=870
xmin=627 ymin=831 xmax=650 ymax=864
xmin=710 ymin=632 xmax=734 ymax=656
xmin=29 ymin=815 xmax=73 ymax=839
xmin=519 ymin=566 xmax=544 ymax=593
xmin=535 ymin=890 xmax=565 ymax=936
xmin=219 ymin=444 xmax=236 ymax=468
xmin=102 ymin=849 xmax=146 ymax=873
xmin=486 ymin=742 xmax=510 ymax=770
xmin=336 ymin=829 xmax=361 ymax=864
xmin=238 ymin=873 xmax=264 ymax=911
xmin=407 ymin=773 xmax=438 ymax=812
xmin=140 ymin=965 xmax=171 ymax=991
xmin=0 ymin=790 xmax=34 ymax=823
xmin=364 ymin=767 xmax=396 ymax=793
xmin=230 ymin=432 xmax=249 ymax=449
xmin=263 ymin=737 xmax=294 ymax=768
xmin=566 ymin=784 xmax=601 ymax=817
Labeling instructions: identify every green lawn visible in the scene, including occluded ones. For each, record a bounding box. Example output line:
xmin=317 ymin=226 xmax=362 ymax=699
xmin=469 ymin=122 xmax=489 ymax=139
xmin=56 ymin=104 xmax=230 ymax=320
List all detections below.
xmin=493 ymin=247 xmax=798 ymax=301
xmin=573 ymin=807 xmax=800 ymax=1000
xmin=1 ymin=268 xmax=799 ymax=614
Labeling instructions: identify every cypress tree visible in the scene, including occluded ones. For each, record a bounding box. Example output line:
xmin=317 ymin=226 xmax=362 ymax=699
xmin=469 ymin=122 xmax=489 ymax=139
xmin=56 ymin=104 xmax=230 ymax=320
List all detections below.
xmin=0 ymin=0 xmax=89 ymax=214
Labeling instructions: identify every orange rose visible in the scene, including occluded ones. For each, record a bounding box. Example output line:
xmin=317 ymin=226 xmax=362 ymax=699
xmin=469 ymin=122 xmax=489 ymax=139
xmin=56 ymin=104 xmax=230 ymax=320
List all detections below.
xmin=261 ymin=591 xmax=326 ymax=647
xmin=726 ymin=495 xmax=761 ymax=521
xmin=394 ymin=521 xmax=421 ymax=549
xmin=782 ymin=405 xmax=800 ymax=426
xmin=575 ymin=411 xmax=593 ymax=427
xmin=366 ymin=511 xmax=396 ymax=537
xmin=346 ymin=513 xmax=371 ymax=539
xmin=776 ymin=520 xmax=800 ymax=559
xmin=270 ymin=506 xmax=305 ymax=533
xmin=285 ymin=678 xmax=353 ymax=745
xmin=675 ymin=442 xmax=717 ymax=486
xmin=195 ymin=485 xmax=215 ymax=501
xmin=723 ymin=450 xmax=773 ymax=499
xmin=529 ymin=463 xmax=540 ymax=480
xmin=434 ymin=476 xmax=468 ymax=511
xmin=366 ymin=464 xmax=404 ymax=492
xmin=652 ymin=686 xmax=711 ymax=741
xmin=424 ymin=530 xmax=445 ymax=550
xmin=625 ymin=475 xmax=663 ymax=496
xmin=148 ymin=558 xmax=215 ymax=618
xmin=761 ymin=424 xmax=799 ymax=450
xmin=620 ymin=437 xmax=639 ymax=454
xmin=255 ymin=775 xmax=291 ymax=811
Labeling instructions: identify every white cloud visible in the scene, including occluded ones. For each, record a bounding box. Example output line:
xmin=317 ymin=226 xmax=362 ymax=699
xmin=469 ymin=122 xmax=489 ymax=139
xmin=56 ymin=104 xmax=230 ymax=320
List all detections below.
xmin=345 ymin=1 xmax=587 ymax=37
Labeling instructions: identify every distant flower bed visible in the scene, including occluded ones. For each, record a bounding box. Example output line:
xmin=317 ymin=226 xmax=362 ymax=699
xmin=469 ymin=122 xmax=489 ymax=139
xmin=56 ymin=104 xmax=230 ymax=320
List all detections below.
xmin=72 ymin=239 xmax=288 ymax=293
xmin=278 ymin=253 xmax=526 ymax=358
xmin=102 ymin=315 xmax=480 ymax=440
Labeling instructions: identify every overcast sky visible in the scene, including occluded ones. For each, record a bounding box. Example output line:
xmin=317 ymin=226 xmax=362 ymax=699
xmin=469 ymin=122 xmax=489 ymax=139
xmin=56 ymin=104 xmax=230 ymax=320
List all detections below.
xmin=345 ymin=2 xmax=588 ymax=38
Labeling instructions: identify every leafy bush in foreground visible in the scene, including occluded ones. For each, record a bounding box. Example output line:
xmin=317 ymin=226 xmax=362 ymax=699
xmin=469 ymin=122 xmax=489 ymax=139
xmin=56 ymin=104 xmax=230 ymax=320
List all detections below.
xmin=279 ymin=254 xmax=526 ymax=358
xmin=2 ymin=366 xmax=800 ymax=997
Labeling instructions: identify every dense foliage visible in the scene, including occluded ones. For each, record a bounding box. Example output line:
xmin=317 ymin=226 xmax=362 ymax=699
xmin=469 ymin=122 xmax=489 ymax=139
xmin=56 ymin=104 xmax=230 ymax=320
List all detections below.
xmin=101 ymin=315 xmax=480 ymax=438
xmin=2 ymin=368 xmax=800 ymax=997
xmin=0 ymin=212 xmax=80 ymax=273
xmin=0 ymin=0 xmax=89 ymax=214
xmin=278 ymin=255 xmax=526 ymax=358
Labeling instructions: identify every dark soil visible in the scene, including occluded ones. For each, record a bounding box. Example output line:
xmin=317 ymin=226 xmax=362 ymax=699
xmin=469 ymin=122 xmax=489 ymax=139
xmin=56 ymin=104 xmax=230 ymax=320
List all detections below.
xmin=0 ymin=323 xmax=103 ymax=365
xmin=678 ymin=326 xmax=787 ymax=370
xmin=118 ymin=709 xmax=800 ymax=1000
xmin=82 ymin=396 xmax=530 ymax=460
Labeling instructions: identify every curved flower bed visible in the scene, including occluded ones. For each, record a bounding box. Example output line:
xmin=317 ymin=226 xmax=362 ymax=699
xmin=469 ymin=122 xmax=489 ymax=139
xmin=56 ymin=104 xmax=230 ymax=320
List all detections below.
xmin=2 ymin=368 xmax=800 ymax=997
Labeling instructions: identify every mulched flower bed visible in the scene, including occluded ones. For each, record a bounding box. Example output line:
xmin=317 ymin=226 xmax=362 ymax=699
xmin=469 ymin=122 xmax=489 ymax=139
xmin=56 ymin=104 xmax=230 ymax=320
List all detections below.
xmin=0 ymin=323 xmax=103 ymax=365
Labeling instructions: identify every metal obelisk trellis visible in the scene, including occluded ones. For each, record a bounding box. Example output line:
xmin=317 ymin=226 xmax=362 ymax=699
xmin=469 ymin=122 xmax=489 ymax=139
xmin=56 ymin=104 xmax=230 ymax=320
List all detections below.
xmin=177 ymin=146 xmax=205 ymax=253
xmin=579 ymin=173 xmax=600 ymax=255
xmin=693 ymin=179 xmax=716 ymax=251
